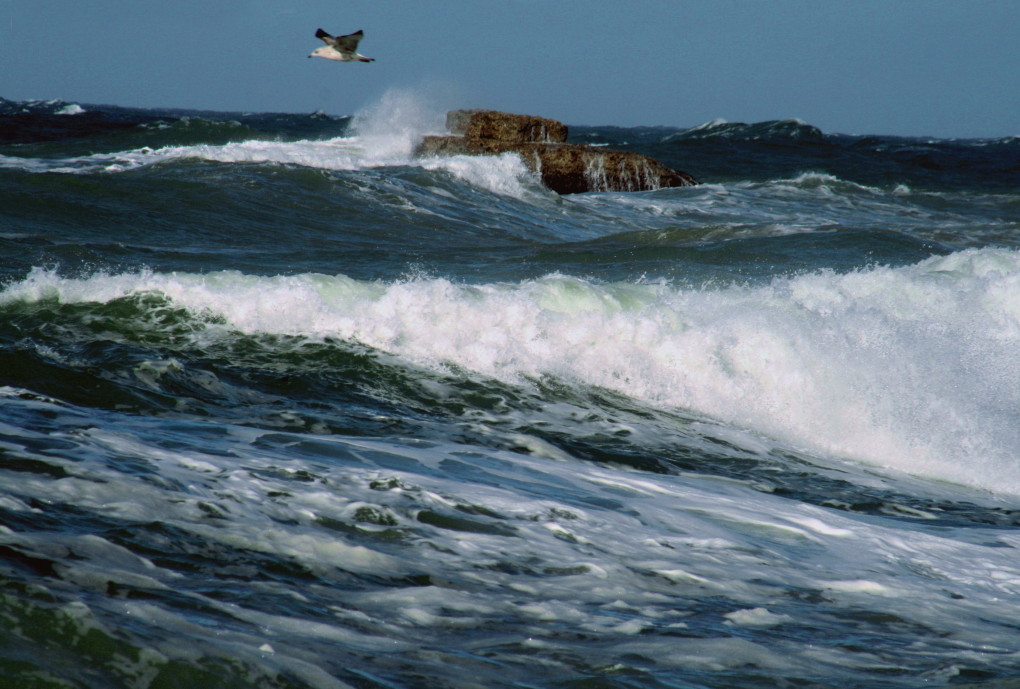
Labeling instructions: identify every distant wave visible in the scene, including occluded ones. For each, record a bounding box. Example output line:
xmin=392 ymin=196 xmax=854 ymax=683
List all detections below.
xmin=5 ymin=93 xmax=1019 ymax=197
xmin=0 ymin=97 xmax=84 ymax=116
xmin=54 ymin=103 xmax=86 ymax=116
xmin=0 ymin=96 xmax=352 ymax=146
xmin=662 ymin=118 xmax=825 ymax=143
xmin=0 ymin=136 xmax=545 ymax=200
xmin=0 ymin=90 xmax=550 ymax=199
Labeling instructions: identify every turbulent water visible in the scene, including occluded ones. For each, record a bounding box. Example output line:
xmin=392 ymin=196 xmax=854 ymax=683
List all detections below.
xmin=2 ymin=92 xmax=1020 ymax=689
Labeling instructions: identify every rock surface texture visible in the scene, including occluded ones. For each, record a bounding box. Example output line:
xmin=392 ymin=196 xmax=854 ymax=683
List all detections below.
xmin=416 ymin=110 xmax=699 ymax=194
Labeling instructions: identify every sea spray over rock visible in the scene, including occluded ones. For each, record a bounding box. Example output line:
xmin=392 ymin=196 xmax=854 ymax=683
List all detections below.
xmin=349 ymin=88 xmax=449 ymax=161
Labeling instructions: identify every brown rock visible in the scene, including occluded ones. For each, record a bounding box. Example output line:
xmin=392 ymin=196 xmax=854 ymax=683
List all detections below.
xmin=415 ymin=109 xmax=698 ymax=194
xmin=445 ymin=109 xmax=568 ymax=144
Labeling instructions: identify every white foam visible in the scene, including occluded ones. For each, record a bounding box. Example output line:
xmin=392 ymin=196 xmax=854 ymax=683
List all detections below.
xmin=0 ymin=88 xmax=540 ymax=198
xmin=0 ymin=93 xmax=542 ymax=199
xmin=724 ymin=607 xmax=794 ymax=627
xmin=417 ymin=152 xmax=540 ymax=198
xmin=6 ymin=247 xmax=1020 ymax=493
xmin=55 ymin=103 xmax=85 ymax=115
xmin=0 ymin=138 xmax=378 ymax=175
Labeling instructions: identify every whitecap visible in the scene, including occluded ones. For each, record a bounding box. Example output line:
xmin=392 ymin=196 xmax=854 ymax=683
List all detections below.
xmin=54 ymin=103 xmax=85 ymax=115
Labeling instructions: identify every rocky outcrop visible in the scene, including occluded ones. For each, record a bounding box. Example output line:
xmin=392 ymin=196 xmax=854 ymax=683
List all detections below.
xmin=415 ymin=110 xmax=698 ymax=194
xmin=446 ymin=109 xmax=568 ymax=144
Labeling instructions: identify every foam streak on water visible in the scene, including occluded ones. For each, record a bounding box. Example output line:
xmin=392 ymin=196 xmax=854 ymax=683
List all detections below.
xmin=2 ymin=387 xmax=1020 ymax=688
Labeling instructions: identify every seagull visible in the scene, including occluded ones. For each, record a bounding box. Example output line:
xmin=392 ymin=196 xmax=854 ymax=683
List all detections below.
xmin=308 ymin=28 xmax=375 ymax=62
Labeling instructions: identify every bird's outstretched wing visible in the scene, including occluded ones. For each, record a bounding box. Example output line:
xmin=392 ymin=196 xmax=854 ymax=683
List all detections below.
xmin=333 ymin=30 xmax=365 ymax=53
xmin=315 ymin=28 xmax=336 ymax=46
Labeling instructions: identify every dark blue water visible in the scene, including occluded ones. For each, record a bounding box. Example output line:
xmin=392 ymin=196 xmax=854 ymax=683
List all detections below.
xmin=2 ymin=93 xmax=1020 ymax=689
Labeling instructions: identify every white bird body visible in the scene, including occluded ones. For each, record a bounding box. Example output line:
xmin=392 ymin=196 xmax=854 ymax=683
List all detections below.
xmin=309 ymin=28 xmax=374 ymax=62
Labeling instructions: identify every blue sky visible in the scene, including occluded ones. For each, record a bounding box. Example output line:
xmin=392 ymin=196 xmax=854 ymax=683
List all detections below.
xmin=2 ymin=0 xmax=1018 ymax=137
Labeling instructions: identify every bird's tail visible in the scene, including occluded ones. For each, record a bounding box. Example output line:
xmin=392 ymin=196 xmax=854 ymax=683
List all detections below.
xmin=358 ymin=57 xmax=375 ymax=62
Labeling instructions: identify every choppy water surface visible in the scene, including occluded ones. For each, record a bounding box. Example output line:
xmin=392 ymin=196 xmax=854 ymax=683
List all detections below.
xmin=2 ymin=93 xmax=1020 ymax=689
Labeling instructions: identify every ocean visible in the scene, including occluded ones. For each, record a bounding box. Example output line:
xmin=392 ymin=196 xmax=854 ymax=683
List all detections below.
xmin=2 ymin=91 xmax=1020 ymax=689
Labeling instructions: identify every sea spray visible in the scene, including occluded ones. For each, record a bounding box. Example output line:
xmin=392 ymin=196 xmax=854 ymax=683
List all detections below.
xmin=349 ymin=87 xmax=448 ymax=160
xmin=349 ymin=87 xmax=544 ymax=196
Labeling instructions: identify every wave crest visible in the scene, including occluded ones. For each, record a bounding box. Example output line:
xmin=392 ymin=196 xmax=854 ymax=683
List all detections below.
xmin=7 ymin=248 xmax=1020 ymax=493
xmin=663 ymin=118 xmax=825 ymax=143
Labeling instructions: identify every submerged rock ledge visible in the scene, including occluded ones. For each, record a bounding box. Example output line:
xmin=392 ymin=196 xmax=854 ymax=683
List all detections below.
xmin=415 ymin=109 xmax=699 ymax=194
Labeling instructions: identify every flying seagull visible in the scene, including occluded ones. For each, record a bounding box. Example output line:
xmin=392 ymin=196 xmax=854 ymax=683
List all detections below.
xmin=308 ymin=28 xmax=375 ymax=62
